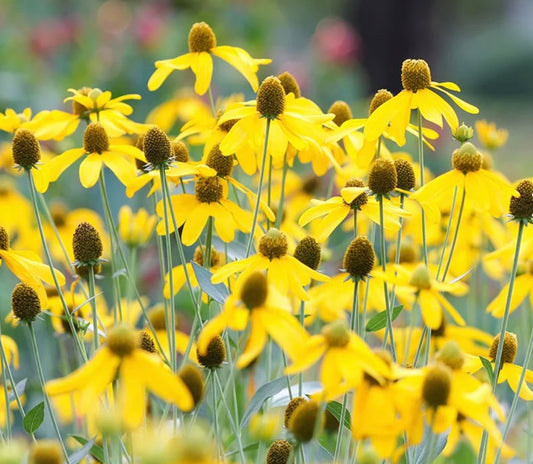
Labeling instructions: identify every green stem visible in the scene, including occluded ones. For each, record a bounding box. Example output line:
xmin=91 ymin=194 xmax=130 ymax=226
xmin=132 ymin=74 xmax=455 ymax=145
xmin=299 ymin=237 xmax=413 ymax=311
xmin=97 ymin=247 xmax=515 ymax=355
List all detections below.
xmin=333 ymin=395 xmax=348 ymax=462
xmin=275 ymin=151 xmax=289 ymax=229
xmin=27 ymin=323 xmax=70 ymax=462
xmin=435 ymin=187 xmax=458 ymax=281
xmin=26 ymin=170 xmax=88 ymax=362
xmin=87 ymin=265 xmax=99 ymax=352
xmin=207 ymin=86 xmax=217 ymax=117
xmin=246 ymin=118 xmax=272 ymax=257
xmin=440 ymin=185 xmax=467 ymax=282
xmin=379 ymin=195 xmax=397 ymax=362
xmin=267 ymin=156 xmax=273 ymax=229
xmin=209 ymin=370 xmax=223 ymax=460
xmin=350 ymin=279 xmax=360 ymax=333
xmin=1 ymin=354 xmax=11 ymax=440
xmin=417 ymin=110 xmax=429 ymax=267
xmin=204 ymin=217 xmax=213 ymax=269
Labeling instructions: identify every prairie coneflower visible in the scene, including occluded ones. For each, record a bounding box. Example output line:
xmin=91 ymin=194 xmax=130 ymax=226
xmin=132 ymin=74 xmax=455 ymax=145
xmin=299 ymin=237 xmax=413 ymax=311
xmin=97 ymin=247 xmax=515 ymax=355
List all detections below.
xmin=148 ymin=22 xmax=271 ymax=95
xmin=46 ymin=324 xmax=193 ymax=429
xmin=198 ymin=271 xmax=309 ymax=369
xmin=211 ymin=228 xmax=329 ymax=301
xmin=364 ymin=59 xmax=479 ymax=146
xmin=44 ymin=122 xmax=142 ymax=189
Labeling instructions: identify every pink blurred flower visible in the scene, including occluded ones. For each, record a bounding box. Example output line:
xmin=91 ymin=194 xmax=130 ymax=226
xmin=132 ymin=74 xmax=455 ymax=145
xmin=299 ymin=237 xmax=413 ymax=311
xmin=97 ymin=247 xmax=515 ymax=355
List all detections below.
xmin=313 ymin=16 xmax=360 ymax=65
xmin=29 ymin=16 xmax=79 ymax=59
xmin=133 ymin=3 xmax=169 ymax=50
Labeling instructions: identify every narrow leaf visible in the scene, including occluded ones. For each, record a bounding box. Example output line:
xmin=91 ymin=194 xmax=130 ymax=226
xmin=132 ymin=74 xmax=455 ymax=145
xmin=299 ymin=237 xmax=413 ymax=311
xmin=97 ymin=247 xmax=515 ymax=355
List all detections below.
xmin=23 ymin=401 xmax=44 ymax=434
xmin=365 ymin=305 xmax=403 ymax=332
xmin=69 ymin=437 xmax=96 ymax=464
xmin=479 ymin=356 xmax=494 ymax=385
xmin=7 ymin=378 xmax=27 ymax=403
xmin=326 ymin=400 xmax=351 ymax=430
xmin=71 ymin=435 xmax=105 ymax=463
xmin=240 ymin=377 xmax=288 ymax=427
xmin=192 ymin=262 xmax=230 ymax=304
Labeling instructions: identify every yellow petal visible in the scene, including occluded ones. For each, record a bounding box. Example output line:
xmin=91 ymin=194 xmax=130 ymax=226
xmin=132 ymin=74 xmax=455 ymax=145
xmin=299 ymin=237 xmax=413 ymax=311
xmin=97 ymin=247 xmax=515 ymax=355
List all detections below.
xmin=119 ymin=357 xmax=146 ymax=429
xmin=190 ymin=52 xmax=213 ymax=96
xmin=79 ymin=153 xmax=103 ymax=188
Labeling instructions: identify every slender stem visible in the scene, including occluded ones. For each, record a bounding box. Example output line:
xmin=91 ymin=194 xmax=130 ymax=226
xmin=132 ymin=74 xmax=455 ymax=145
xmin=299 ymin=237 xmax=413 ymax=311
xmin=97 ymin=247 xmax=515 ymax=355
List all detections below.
xmin=413 ymin=325 xmax=428 ymax=368
xmin=333 ymin=395 xmax=348 ymax=462
xmin=376 ymin=136 xmax=382 ymax=160
xmin=213 ymin=369 xmax=246 ymax=464
xmin=207 ymin=86 xmax=217 ymax=117
xmin=424 ymin=416 xmax=438 ymax=464
xmin=87 ymin=265 xmax=99 ymax=352
xmin=27 ymin=323 xmax=70 ymax=462
xmin=205 ymin=217 xmax=213 ymax=269
xmin=417 ymin=110 xmax=429 ymax=267
xmin=379 ymin=195 xmax=397 ymax=362
xmin=1 ymin=353 xmax=11 ymax=439
xmin=440 ymin=185 xmax=467 ymax=282
xmin=360 ymin=277 xmax=371 ymax=340
xmin=298 ymin=294 xmax=307 ymax=397
xmin=267 ymin=156 xmax=273 ymax=230
xmin=389 ymin=194 xmax=406 ymax=308
xmin=159 ymin=167 xmax=177 ymax=374
xmin=26 ymin=170 xmax=87 ymax=362
xmin=246 ymin=119 xmax=272 ymax=257
xmin=209 ymin=370 xmax=223 ymax=460
xmin=435 ymin=187 xmax=458 ymax=281
xmin=275 ymin=152 xmax=289 ymax=229
xmin=350 ymin=279 xmax=360 ymax=333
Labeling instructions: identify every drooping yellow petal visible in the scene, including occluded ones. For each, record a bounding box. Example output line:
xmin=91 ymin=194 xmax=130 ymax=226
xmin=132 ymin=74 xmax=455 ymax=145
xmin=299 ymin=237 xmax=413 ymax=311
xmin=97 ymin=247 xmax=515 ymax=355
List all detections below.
xmin=79 ymin=153 xmax=103 ymax=188
xmin=102 ymin=152 xmax=136 ymax=187
xmin=119 ymin=356 xmax=146 ymax=429
xmin=181 ymin=202 xmax=209 ymax=246
xmin=487 ymin=274 xmax=531 ymax=317
xmin=190 ymin=52 xmax=213 ymax=96
xmin=236 ymin=311 xmax=267 ymax=369
xmin=44 ymin=148 xmax=85 ymax=182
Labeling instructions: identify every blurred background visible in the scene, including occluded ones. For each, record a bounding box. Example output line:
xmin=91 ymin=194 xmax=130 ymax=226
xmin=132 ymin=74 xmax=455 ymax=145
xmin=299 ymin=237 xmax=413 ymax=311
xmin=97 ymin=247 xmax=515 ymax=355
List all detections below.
xmin=1 ymin=0 xmax=532 ymax=178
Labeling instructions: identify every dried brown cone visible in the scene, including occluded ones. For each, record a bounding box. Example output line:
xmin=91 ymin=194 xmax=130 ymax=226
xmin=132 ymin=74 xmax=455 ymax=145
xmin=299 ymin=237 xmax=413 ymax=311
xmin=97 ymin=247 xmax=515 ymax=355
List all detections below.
xmin=489 ymin=332 xmax=518 ymax=365
xmin=256 ymin=76 xmax=286 ymax=119
xmin=143 ymin=126 xmax=171 ymax=166
xmin=179 ymin=364 xmax=205 ymax=407
xmin=510 ymin=180 xmax=533 ymax=220
xmin=139 ymin=330 xmax=156 ymax=353
xmin=401 ymin=59 xmax=431 ymax=92
xmin=344 ymin=178 xmax=368 ymax=209
xmin=206 ymin=143 xmax=233 ymax=177
xmin=171 ymin=141 xmax=190 ymax=163
xmin=83 ymin=122 xmax=110 ymax=154
xmin=277 ymin=71 xmax=301 ymax=98
xmin=368 ymin=89 xmax=393 ymax=115
xmin=394 ymin=159 xmax=416 ymax=191
xmin=266 ymin=439 xmax=294 ymax=464
xmin=12 ymin=128 xmax=41 ymax=168
xmin=368 ymin=159 xmax=397 ymax=195
xmin=195 ymin=176 xmax=223 ymax=203
xmin=284 ymin=396 xmax=307 ymax=427
xmin=259 ymin=229 xmax=289 ymax=259
xmin=294 ymin=236 xmax=321 ymax=270
xmin=188 ymin=22 xmax=216 ymax=52
xmin=328 ymin=101 xmax=352 ymax=126
xmin=343 ymin=236 xmax=375 ymax=279
xmin=11 ymin=283 xmax=41 ymax=322
xmin=0 ymin=226 xmax=9 ymax=251
xmin=288 ymin=400 xmax=323 ymax=442
xmin=197 ymin=335 xmax=226 ymax=368
xmin=72 ymin=222 xmax=103 ymax=264
xmin=422 ymin=363 xmax=452 ymax=409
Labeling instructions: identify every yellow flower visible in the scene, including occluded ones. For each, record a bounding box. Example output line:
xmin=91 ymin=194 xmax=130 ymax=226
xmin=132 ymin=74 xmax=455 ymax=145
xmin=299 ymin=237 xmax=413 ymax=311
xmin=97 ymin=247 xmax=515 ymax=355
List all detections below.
xmin=46 ymin=325 xmax=193 ymax=429
xmin=156 ymin=176 xmax=252 ymax=246
xmin=411 ymin=142 xmax=518 ymax=218
xmin=26 ymin=87 xmax=147 ymax=140
xmin=284 ymin=319 xmax=390 ymax=400
xmin=364 ymin=59 xmax=479 ymax=147
xmin=217 ymin=76 xmax=334 ymax=166
xmin=0 ymin=108 xmax=37 ymax=134
xmin=298 ymin=179 xmax=409 ymax=242
xmin=118 ymin=206 xmax=156 ymax=247
xmin=148 ymin=22 xmax=271 ymax=95
xmin=198 ymin=271 xmax=308 ymax=369
xmin=475 ymin=120 xmax=509 ymax=151
xmin=0 ymin=226 xmax=64 ymax=307
xmin=0 ymin=335 xmax=19 ymax=373
xmin=211 ymin=228 xmax=329 ymax=301
xmin=45 ymin=122 xmax=141 ymax=188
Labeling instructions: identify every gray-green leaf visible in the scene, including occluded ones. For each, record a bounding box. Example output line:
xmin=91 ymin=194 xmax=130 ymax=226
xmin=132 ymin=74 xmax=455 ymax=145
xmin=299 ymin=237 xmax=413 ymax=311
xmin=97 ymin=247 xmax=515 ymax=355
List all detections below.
xmin=23 ymin=401 xmax=44 ymax=434
xmin=192 ymin=262 xmax=229 ymax=304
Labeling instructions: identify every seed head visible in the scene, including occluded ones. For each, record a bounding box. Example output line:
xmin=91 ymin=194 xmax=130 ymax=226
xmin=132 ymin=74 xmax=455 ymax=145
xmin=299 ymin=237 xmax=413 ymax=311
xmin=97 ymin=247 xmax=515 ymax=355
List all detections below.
xmin=29 ymin=440 xmax=62 ymax=464
xmin=193 ymin=245 xmax=224 ymax=268
xmin=401 ymin=59 xmax=432 ymax=92
xmin=206 ymin=143 xmax=233 ymax=177
xmin=328 ymin=100 xmax=352 ymax=126
xmin=195 ymin=176 xmax=223 ymax=203
xmin=106 ymin=325 xmax=139 ymax=357
xmin=179 ymin=364 xmax=205 ymax=407
xmin=72 ymin=87 xmax=91 ymax=115
xmin=171 ymin=141 xmax=190 ymax=163
xmin=83 ymin=122 xmax=110 ymax=154
xmin=12 ymin=128 xmax=41 ymax=168
xmin=435 ymin=340 xmax=465 ymax=370
xmin=510 ymin=180 xmax=533 ymax=219
xmin=72 ymin=222 xmax=103 ymax=264
xmin=288 ymin=400 xmax=323 ymax=442
xmin=259 ymin=228 xmax=289 ymax=260
xmin=256 ymin=76 xmax=286 ymax=119
xmin=321 ymin=319 xmax=351 ymax=348
xmin=143 ymin=126 xmax=171 ymax=166
xmin=294 ymin=236 xmax=321 ymax=270
xmin=343 ymin=236 xmax=375 ymax=279
xmin=344 ymin=178 xmax=368 ymax=209
xmin=452 ymin=142 xmax=483 ymax=173
xmin=394 ymin=159 xmax=416 ymax=191
xmin=139 ymin=330 xmax=156 ymax=353
xmin=422 ymin=363 xmax=452 ymax=409
xmin=266 ymin=440 xmax=293 ymax=464
xmin=218 ymin=118 xmax=239 ymax=133
xmin=408 ymin=264 xmax=432 ymax=290
xmin=147 ymin=304 xmax=173 ymax=331
xmin=489 ymin=332 xmax=517 ymax=365
xmin=284 ymin=397 xmax=307 ymax=427
xmin=197 ymin=335 xmax=226 ymax=368
xmin=277 ymin=71 xmax=301 ymax=98
xmin=11 ymin=283 xmax=41 ymax=322
xmin=368 ymin=89 xmax=393 ymax=115
xmin=0 ymin=226 xmax=9 ymax=250
xmin=368 ymin=159 xmax=397 ymax=195
xmin=387 ymin=239 xmax=418 ymax=264
xmin=188 ymin=22 xmax=216 ymax=53
xmin=240 ymin=271 xmax=268 ymax=310
xmin=302 ymin=176 xmax=321 ymax=195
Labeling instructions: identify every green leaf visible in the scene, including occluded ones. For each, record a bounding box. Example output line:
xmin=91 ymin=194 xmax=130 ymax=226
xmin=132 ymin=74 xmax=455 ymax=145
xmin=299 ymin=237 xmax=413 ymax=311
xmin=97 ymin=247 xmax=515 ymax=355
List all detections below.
xmin=7 ymin=378 xmax=27 ymax=403
xmin=240 ymin=377 xmax=288 ymax=427
xmin=191 ymin=262 xmax=229 ymax=304
xmin=23 ymin=401 xmax=44 ymax=434
xmin=326 ymin=401 xmax=351 ymax=430
xmin=479 ymin=356 xmax=494 ymax=385
xmin=69 ymin=437 xmax=96 ymax=464
xmin=365 ymin=305 xmax=403 ymax=332
xmin=71 ymin=435 xmax=105 ymax=463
